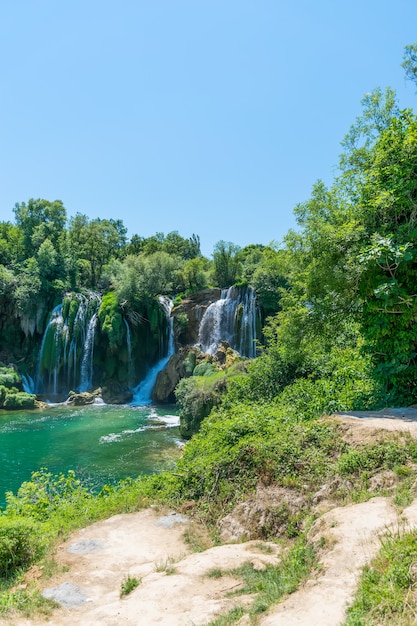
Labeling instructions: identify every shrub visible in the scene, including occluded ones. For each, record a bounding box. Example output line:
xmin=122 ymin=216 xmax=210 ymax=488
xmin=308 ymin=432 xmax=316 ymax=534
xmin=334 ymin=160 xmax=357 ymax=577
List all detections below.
xmin=0 ymin=517 xmax=43 ymax=578
xmin=174 ymin=312 xmax=189 ymax=333
xmin=193 ymin=362 xmax=217 ymax=377
xmin=338 ymin=442 xmax=409 ymax=476
xmin=183 ymin=350 xmax=197 ymax=376
xmin=3 ymin=392 xmax=36 ymax=409
xmin=4 ymin=469 xmax=90 ymax=521
xmin=175 ymin=403 xmax=342 ymax=507
xmin=175 ymin=378 xmax=217 ymax=438
xmin=0 ymin=367 xmax=21 ymax=389
xmin=0 ymin=385 xmax=7 ymax=406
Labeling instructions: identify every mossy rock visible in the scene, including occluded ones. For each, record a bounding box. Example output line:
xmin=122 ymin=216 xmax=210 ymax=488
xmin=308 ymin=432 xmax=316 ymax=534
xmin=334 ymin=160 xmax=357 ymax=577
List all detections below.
xmin=66 ymin=391 xmax=96 ymax=406
xmin=3 ymin=391 xmax=37 ymax=409
xmin=0 ymin=367 xmax=21 ymax=388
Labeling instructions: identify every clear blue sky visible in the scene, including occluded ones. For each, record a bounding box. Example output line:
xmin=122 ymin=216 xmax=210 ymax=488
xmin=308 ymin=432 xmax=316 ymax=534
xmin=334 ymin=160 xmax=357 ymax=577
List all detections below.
xmin=0 ymin=1 xmax=416 ymax=257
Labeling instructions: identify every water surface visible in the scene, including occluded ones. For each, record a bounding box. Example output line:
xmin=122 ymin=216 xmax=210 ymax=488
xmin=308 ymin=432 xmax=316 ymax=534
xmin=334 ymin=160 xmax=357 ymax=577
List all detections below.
xmin=0 ymin=403 xmax=181 ymax=507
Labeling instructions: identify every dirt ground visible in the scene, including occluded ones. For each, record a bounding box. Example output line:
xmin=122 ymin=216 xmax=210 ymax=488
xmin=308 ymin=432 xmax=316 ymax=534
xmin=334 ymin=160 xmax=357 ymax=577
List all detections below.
xmin=3 ymin=410 xmax=417 ymax=626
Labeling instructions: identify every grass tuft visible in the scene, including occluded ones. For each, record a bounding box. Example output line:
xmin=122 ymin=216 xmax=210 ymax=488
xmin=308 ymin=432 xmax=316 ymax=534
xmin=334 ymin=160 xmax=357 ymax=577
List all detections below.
xmin=120 ymin=575 xmax=140 ymax=597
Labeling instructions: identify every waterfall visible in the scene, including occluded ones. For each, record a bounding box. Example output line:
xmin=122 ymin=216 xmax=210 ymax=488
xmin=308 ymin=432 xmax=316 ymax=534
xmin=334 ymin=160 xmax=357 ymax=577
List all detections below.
xmin=35 ymin=303 xmax=64 ymax=395
xmin=198 ymin=286 xmax=258 ymax=357
xmin=131 ymin=296 xmax=175 ymax=405
xmin=79 ymin=312 xmax=98 ymax=392
xmin=21 ymin=373 xmax=35 ymax=394
xmin=237 ymin=287 xmax=258 ymax=358
xmin=35 ymin=292 xmax=101 ymax=397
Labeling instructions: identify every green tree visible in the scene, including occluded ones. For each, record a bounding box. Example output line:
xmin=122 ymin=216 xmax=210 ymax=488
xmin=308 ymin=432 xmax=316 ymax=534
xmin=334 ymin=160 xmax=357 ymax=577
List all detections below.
xmin=37 ymin=238 xmax=59 ymax=283
xmin=134 ymin=231 xmax=201 ymax=260
xmin=68 ymin=214 xmax=127 ymax=287
xmin=13 ymin=198 xmax=67 ymax=257
xmin=237 ymin=244 xmax=289 ymax=316
xmin=13 ymin=257 xmax=42 ymax=321
xmin=212 ymin=240 xmax=242 ymax=287
xmin=403 ymin=42 xmax=417 ymax=88
xmin=354 ymin=111 xmax=417 ymax=397
xmin=0 ymin=222 xmax=24 ymax=266
xmin=109 ymin=251 xmax=182 ymax=304
xmin=179 ymin=257 xmax=210 ymax=293
xmin=338 ymin=88 xmax=400 ymax=202
xmin=126 ymin=234 xmax=145 ymax=256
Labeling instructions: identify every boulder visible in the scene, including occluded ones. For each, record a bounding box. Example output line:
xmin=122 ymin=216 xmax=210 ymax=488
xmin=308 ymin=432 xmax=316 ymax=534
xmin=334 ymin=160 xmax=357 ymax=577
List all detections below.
xmin=152 ymin=350 xmax=189 ymax=403
xmin=66 ymin=391 xmax=96 ymax=406
xmin=212 ymin=341 xmax=240 ymax=368
xmin=101 ymin=383 xmax=133 ymax=405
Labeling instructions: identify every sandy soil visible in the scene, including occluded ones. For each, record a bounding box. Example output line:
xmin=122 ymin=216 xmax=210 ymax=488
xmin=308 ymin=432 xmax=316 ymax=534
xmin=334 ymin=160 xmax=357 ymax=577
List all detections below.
xmin=3 ymin=411 xmax=417 ymax=626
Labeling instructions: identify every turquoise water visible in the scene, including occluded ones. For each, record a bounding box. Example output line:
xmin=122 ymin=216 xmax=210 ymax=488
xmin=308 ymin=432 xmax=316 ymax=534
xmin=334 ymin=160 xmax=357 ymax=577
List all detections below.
xmin=0 ymin=403 xmax=182 ymax=507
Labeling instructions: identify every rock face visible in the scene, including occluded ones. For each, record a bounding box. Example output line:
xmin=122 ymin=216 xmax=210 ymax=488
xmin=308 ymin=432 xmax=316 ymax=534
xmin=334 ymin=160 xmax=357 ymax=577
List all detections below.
xmin=101 ymin=383 xmax=133 ymax=405
xmin=218 ymin=485 xmax=307 ymax=542
xmin=172 ymin=288 xmax=221 ymax=346
xmin=151 ymin=350 xmax=189 ymax=404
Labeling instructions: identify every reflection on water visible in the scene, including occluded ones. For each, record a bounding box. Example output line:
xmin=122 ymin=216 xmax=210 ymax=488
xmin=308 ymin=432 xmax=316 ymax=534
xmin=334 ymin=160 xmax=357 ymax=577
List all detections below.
xmin=0 ymin=403 xmax=181 ymax=507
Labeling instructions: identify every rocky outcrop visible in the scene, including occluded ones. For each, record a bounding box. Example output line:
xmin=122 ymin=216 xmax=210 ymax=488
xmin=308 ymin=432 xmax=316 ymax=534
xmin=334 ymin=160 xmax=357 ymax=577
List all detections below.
xmin=101 ymin=383 xmax=133 ymax=405
xmin=218 ymin=485 xmax=307 ymax=541
xmin=151 ymin=343 xmax=244 ymax=404
xmin=66 ymin=391 xmax=97 ymax=406
xmin=151 ymin=350 xmax=189 ymax=404
xmin=172 ymin=289 xmax=221 ymax=346
xmin=213 ymin=341 xmax=241 ymax=368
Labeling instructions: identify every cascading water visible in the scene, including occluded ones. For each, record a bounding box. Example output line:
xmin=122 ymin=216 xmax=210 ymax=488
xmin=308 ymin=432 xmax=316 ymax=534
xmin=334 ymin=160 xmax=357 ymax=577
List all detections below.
xmin=79 ymin=312 xmax=98 ymax=392
xmin=198 ymin=286 xmax=258 ymax=357
xmin=35 ymin=292 xmax=101 ymax=397
xmin=131 ymin=296 xmax=175 ymax=405
xmin=236 ymin=287 xmax=258 ymax=358
xmin=21 ymin=373 xmax=36 ymax=394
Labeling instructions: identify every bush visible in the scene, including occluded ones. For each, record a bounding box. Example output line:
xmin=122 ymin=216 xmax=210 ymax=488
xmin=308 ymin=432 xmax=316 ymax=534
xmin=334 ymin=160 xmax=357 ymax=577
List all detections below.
xmin=173 ymin=311 xmax=189 ymax=334
xmin=338 ymin=442 xmax=409 ymax=475
xmin=0 ymin=367 xmax=21 ymax=389
xmin=0 ymin=517 xmax=43 ymax=578
xmin=175 ymin=402 xmax=343 ymax=507
xmin=175 ymin=378 xmax=218 ymax=438
xmin=4 ymin=469 xmax=90 ymax=521
xmin=183 ymin=350 xmax=197 ymax=376
xmin=0 ymin=385 xmax=7 ymax=406
xmin=193 ymin=362 xmax=217 ymax=377
xmin=3 ymin=392 xmax=36 ymax=409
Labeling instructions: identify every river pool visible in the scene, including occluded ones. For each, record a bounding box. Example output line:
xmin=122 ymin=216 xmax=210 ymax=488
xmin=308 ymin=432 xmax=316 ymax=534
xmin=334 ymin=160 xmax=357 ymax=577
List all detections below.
xmin=0 ymin=403 xmax=182 ymax=507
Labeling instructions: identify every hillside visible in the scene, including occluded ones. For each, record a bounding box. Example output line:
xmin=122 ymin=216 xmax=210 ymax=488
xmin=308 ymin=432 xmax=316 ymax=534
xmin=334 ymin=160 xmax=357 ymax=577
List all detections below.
xmin=3 ymin=413 xmax=417 ymax=626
